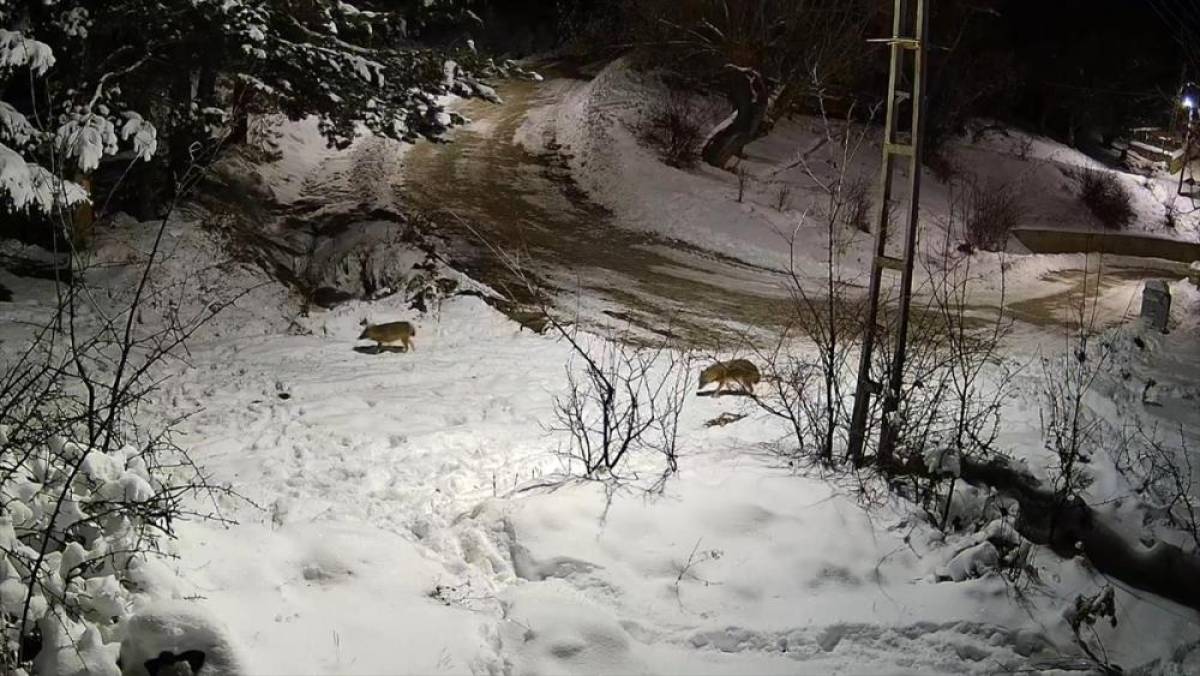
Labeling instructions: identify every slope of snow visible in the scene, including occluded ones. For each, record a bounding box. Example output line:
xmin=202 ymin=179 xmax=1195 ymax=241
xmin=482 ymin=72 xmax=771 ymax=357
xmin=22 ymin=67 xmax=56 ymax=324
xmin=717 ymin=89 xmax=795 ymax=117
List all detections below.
xmin=516 ymin=59 xmax=1200 ymax=292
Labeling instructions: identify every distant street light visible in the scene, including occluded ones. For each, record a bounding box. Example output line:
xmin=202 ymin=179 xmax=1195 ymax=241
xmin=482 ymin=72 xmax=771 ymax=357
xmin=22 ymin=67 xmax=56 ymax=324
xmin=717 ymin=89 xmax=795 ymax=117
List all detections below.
xmin=1180 ymin=83 xmax=1200 ymax=195
xmin=1182 ymin=82 xmax=1200 ymax=120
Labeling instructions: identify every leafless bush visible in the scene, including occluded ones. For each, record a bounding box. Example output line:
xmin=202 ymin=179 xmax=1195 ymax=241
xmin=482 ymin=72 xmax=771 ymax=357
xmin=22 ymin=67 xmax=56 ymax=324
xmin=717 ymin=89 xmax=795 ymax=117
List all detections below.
xmin=750 ymin=92 xmax=877 ymax=469
xmin=1070 ymin=167 xmax=1135 ymax=230
xmin=736 ymin=166 xmax=751 ymax=203
xmin=1065 ymin=586 xmax=1120 ymax=674
xmin=1163 ymin=195 xmax=1180 ymax=230
xmin=840 ymin=176 xmax=873 ymax=233
xmin=639 ymin=90 xmax=708 ymax=169
xmin=452 ymin=213 xmax=693 ymax=491
xmin=774 ymin=183 xmax=793 ymax=212
xmin=959 ymin=177 xmax=1024 ymax=252
xmin=550 ymin=330 xmax=692 ymax=485
xmin=0 ymin=174 xmax=245 ymax=670
xmin=752 ymin=288 xmax=860 ymax=467
xmin=1040 ymin=338 xmax=1109 ymax=503
xmin=1115 ymin=423 xmax=1200 ymax=553
xmin=881 ymin=226 xmax=1016 ymax=526
xmin=1032 ymin=262 xmax=1112 ymax=520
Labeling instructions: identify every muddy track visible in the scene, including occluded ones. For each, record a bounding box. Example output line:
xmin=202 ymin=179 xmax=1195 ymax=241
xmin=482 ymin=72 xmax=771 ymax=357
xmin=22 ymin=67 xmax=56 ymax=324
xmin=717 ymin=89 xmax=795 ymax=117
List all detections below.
xmin=401 ymin=76 xmax=796 ymax=347
xmin=389 ymin=68 xmax=1200 ymax=352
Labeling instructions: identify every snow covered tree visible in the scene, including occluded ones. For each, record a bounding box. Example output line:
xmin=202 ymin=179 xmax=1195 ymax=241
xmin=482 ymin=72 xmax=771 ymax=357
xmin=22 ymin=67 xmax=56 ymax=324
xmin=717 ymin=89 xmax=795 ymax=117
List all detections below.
xmin=626 ymin=0 xmax=874 ymax=169
xmin=0 ymin=5 xmax=154 ymax=222
xmin=1 ymin=0 xmax=491 ymax=225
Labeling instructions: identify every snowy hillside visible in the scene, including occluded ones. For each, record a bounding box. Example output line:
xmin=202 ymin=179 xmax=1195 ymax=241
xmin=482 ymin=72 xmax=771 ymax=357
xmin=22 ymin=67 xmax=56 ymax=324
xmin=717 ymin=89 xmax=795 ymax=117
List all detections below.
xmin=516 ymin=59 xmax=1200 ymax=274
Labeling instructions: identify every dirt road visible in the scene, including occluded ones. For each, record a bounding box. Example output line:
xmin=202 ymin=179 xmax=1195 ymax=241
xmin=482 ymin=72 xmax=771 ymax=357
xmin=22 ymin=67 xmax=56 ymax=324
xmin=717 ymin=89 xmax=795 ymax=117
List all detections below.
xmin=402 ymin=76 xmax=795 ymax=346
xmin=401 ymin=72 xmax=1188 ymax=343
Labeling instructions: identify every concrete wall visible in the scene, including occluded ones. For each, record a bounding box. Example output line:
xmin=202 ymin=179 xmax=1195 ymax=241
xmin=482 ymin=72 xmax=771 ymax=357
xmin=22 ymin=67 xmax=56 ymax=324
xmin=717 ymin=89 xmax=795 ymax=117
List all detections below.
xmin=1013 ymin=228 xmax=1200 ymax=264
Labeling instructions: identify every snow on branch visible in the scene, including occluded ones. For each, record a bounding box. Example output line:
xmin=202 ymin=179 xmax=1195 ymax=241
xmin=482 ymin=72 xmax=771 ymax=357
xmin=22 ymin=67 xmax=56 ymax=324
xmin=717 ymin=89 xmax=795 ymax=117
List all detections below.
xmin=55 ymin=113 xmax=118 ymax=173
xmin=0 ymin=29 xmax=55 ymax=75
xmin=0 ymin=102 xmax=38 ymax=147
xmin=0 ymin=143 xmax=88 ymax=213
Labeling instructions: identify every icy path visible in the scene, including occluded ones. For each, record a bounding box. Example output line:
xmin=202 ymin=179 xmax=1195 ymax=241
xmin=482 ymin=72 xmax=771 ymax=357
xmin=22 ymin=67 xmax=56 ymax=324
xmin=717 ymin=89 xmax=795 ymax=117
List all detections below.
xmin=403 ymin=75 xmax=795 ymax=343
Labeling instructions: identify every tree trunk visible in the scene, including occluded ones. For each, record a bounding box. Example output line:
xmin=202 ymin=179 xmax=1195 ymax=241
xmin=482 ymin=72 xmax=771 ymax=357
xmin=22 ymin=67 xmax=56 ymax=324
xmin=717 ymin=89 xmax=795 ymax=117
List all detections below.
xmin=226 ymin=79 xmax=252 ymax=147
xmin=71 ymin=174 xmax=94 ymax=250
xmin=702 ymin=65 xmax=770 ymax=170
xmin=950 ymin=455 xmax=1200 ymax=612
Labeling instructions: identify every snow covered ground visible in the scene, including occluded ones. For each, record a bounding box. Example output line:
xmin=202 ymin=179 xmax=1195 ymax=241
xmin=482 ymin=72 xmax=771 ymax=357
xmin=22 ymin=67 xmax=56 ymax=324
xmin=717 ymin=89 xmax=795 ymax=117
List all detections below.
xmin=10 ymin=221 xmax=1190 ymax=674
xmin=3 ymin=59 xmax=1200 ymax=675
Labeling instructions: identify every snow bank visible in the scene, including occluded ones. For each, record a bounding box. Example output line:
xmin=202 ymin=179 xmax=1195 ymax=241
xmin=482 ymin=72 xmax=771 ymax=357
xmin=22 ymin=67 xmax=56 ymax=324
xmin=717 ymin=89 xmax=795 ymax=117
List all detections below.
xmin=119 ymin=601 xmax=245 ymax=676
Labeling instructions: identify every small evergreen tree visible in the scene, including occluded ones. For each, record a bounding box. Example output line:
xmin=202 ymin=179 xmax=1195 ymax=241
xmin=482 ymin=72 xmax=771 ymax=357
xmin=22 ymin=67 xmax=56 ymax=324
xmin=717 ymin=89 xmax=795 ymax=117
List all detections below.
xmin=1 ymin=0 xmax=491 ymax=223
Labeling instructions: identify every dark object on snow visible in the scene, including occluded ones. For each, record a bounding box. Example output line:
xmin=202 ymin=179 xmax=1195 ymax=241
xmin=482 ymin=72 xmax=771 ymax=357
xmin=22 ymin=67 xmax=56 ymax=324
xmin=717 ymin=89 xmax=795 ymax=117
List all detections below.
xmin=705 ymin=412 xmax=748 ymax=427
xmin=898 ymin=454 xmax=1200 ymax=614
xmin=1140 ymin=279 xmax=1171 ymax=333
xmin=1142 ymin=378 xmax=1161 ymax=407
xmin=145 ymin=649 xmax=206 ymax=676
xmin=0 ymin=251 xmax=72 ymax=284
xmin=353 ymin=345 xmax=411 ymax=355
xmin=696 ymin=389 xmax=754 ymax=398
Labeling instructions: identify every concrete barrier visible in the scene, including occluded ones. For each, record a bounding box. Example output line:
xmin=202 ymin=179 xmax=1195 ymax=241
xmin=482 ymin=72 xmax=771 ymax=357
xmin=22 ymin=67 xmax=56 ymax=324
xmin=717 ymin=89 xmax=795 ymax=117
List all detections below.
xmin=1012 ymin=228 xmax=1200 ymax=263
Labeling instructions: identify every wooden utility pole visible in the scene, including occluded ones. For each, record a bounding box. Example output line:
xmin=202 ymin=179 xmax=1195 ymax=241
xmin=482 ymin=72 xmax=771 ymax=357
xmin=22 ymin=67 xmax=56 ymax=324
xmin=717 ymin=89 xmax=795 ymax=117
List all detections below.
xmin=846 ymin=0 xmax=931 ymax=466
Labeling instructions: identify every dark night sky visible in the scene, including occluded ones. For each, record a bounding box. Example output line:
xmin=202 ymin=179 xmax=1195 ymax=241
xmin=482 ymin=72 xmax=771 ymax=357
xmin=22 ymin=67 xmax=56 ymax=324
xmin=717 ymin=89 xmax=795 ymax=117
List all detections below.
xmin=980 ymin=0 xmax=1185 ymax=132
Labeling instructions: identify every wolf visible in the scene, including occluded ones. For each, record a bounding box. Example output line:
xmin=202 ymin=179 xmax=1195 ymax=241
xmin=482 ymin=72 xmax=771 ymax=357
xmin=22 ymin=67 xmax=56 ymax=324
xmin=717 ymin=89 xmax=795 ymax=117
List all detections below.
xmin=698 ymin=359 xmax=760 ymax=395
xmin=358 ymin=320 xmax=416 ymax=352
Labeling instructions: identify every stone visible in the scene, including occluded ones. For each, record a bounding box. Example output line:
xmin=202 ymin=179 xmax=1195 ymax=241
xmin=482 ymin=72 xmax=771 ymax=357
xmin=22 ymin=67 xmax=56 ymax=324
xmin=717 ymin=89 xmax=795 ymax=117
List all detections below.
xmin=1140 ymin=279 xmax=1171 ymax=333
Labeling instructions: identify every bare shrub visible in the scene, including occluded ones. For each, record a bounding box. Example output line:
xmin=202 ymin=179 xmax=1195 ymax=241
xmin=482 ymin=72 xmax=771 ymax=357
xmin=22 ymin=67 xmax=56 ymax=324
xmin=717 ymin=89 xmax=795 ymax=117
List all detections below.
xmin=1163 ymin=195 xmax=1180 ymax=230
xmin=750 ymin=92 xmax=878 ymax=469
xmin=1065 ymin=586 xmax=1119 ymax=673
xmin=959 ymin=177 xmax=1023 ymax=252
xmin=736 ymin=166 xmax=751 ymax=203
xmin=639 ymin=90 xmax=707 ymax=169
xmin=1071 ymin=168 xmax=1135 ymax=230
xmin=775 ymin=183 xmax=793 ymax=212
xmin=1119 ymin=424 xmax=1200 ymax=552
xmin=886 ymin=228 xmax=1016 ymax=526
xmin=840 ymin=177 xmax=873 ymax=233
xmin=451 ymin=213 xmax=693 ymax=491
xmin=551 ymin=332 xmax=692 ymax=486
xmin=0 ymin=181 xmax=244 ymax=670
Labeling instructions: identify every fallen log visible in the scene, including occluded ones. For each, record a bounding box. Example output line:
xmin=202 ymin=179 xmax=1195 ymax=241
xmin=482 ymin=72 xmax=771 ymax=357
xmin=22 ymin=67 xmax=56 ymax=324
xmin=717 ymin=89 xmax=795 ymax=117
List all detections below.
xmin=953 ymin=455 xmax=1200 ymax=613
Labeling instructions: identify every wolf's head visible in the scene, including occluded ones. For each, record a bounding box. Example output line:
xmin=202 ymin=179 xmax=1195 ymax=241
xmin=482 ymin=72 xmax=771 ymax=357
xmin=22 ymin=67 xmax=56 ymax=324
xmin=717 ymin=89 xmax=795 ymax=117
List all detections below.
xmin=698 ymin=363 xmax=724 ymax=388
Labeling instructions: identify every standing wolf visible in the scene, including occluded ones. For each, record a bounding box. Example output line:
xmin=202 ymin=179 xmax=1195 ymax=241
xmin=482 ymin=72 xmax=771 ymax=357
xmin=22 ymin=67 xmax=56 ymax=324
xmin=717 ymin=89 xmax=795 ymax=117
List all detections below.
xmin=358 ymin=320 xmax=416 ymax=352
xmin=698 ymin=359 xmax=760 ymax=395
